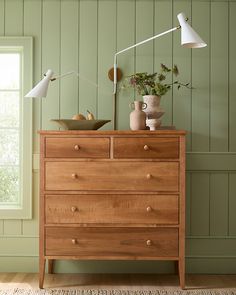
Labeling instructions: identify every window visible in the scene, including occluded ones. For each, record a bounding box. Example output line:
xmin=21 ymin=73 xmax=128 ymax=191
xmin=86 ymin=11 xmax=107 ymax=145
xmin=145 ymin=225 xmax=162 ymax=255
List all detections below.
xmin=0 ymin=37 xmax=32 ymax=219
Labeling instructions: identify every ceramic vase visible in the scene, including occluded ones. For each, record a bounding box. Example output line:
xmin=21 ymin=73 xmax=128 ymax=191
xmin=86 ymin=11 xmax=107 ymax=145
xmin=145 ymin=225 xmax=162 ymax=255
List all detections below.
xmin=129 ymin=101 xmax=147 ymax=130
xmin=142 ymin=95 xmax=165 ymax=130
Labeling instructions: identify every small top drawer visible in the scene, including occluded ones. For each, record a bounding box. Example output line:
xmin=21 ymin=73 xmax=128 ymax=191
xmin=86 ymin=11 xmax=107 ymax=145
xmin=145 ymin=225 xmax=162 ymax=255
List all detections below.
xmin=45 ymin=137 xmax=110 ymax=158
xmin=113 ymin=137 xmax=179 ymax=159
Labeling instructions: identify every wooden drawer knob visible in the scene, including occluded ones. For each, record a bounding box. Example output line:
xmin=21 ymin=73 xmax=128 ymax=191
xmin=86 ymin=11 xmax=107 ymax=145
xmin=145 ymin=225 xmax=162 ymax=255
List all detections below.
xmin=146 ymin=173 xmax=152 ymax=180
xmin=146 ymin=239 xmax=152 ymax=246
xmin=71 ymin=206 xmax=78 ymax=212
xmin=143 ymin=145 xmax=149 ymax=151
xmin=71 ymin=173 xmax=78 ymax=179
xmin=146 ymin=206 xmax=152 ymax=212
xmin=74 ymin=144 xmax=80 ymax=150
xmin=71 ymin=239 xmax=77 ymax=245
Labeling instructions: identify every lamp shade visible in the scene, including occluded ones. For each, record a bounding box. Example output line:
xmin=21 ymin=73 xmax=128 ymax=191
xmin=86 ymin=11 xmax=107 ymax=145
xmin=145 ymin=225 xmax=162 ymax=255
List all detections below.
xmin=177 ymin=12 xmax=207 ymax=48
xmin=25 ymin=69 xmax=54 ymax=98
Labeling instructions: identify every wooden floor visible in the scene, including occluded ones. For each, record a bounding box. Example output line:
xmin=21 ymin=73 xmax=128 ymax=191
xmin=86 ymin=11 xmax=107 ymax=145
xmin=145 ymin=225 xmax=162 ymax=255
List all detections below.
xmin=0 ymin=273 xmax=236 ymax=291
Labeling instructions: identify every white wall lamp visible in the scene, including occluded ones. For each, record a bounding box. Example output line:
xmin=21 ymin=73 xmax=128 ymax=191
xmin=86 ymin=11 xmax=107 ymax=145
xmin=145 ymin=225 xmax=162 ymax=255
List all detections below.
xmin=108 ymin=12 xmax=207 ymax=129
xmin=25 ymin=69 xmax=97 ymax=98
xmin=26 ymin=12 xmax=206 ymax=130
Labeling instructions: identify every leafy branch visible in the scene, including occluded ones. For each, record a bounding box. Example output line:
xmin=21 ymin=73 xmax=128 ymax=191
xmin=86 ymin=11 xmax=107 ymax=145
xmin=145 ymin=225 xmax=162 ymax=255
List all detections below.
xmin=122 ymin=64 xmax=191 ymax=97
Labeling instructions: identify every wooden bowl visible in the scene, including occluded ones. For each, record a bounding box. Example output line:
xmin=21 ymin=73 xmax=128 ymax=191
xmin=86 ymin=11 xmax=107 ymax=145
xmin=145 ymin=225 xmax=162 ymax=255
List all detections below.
xmin=51 ymin=119 xmax=111 ymax=130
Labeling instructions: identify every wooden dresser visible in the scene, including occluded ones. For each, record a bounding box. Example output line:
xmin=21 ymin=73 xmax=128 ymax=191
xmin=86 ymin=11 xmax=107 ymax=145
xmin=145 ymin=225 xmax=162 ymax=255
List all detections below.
xmin=39 ymin=130 xmax=186 ymax=289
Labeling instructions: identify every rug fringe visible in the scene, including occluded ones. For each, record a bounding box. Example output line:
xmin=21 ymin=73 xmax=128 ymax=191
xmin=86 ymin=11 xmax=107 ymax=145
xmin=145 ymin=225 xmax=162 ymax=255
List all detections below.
xmin=1 ymin=289 xmax=236 ymax=295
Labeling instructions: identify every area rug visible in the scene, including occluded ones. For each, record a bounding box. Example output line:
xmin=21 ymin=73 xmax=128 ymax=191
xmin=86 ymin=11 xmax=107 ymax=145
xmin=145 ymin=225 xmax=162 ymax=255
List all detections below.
xmin=1 ymin=290 xmax=236 ymax=295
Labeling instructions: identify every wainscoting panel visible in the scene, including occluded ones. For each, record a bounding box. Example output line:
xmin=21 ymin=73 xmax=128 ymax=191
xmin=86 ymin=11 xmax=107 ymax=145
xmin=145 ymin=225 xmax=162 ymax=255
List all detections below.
xmin=41 ymin=0 xmax=60 ymax=130
xmin=0 ymin=0 xmax=236 ymax=273
xmin=190 ymin=173 xmax=210 ymax=236
xmin=210 ymin=1 xmax=229 ymax=152
xmin=60 ymin=0 xmax=79 ymax=119
xmin=209 ymin=173 xmax=229 ymax=236
xmin=117 ymin=0 xmax=135 ymax=130
xmin=154 ymin=0 xmax=173 ymax=127
xmin=97 ymin=0 xmax=116 ymax=129
xmin=229 ymin=173 xmax=236 ymax=235
xmin=79 ymin=0 xmax=98 ymax=120
xmin=173 ymin=0 xmax=192 ymax=151
xmin=229 ymin=1 xmax=236 ymax=151
xmin=24 ymin=0 xmax=42 ymax=153
xmin=192 ymin=1 xmax=210 ymax=152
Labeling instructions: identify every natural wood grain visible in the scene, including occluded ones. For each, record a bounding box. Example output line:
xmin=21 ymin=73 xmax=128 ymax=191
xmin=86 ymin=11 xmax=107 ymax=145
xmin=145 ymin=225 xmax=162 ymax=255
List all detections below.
xmin=178 ymin=135 xmax=186 ymax=289
xmin=45 ymin=227 xmax=178 ymax=258
xmin=45 ymin=137 xmax=110 ymax=158
xmin=39 ymin=135 xmax=46 ymax=289
xmin=113 ymin=137 xmax=179 ymax=159
xmin=45 ymin=161 xmax=179 ymax=192
xmin=39 ymin=255 xmax=45 ymax=289
xmin=39 ymin=130 xmax=185 ymax=288
xmin=45 ymin=194 xmax=179 ymax=225
xmin=38 ymin=130 xmax=186 ymax=136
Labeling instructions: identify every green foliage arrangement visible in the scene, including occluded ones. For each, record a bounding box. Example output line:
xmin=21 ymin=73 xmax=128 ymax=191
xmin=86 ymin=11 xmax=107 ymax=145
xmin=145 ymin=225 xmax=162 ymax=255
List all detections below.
xmin=123 ymin=64 xmax=191 ymax=96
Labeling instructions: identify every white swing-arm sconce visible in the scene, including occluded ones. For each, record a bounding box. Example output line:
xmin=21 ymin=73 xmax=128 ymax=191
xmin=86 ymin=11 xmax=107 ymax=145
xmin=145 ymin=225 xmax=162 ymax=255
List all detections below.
xmin=108 ymin=12 xmax=207 ymax=129
xmin=109 ymin=12 xmax=207 ymax=95
xmin=25 ymin=69 xmax=97 ymax=98
xmin=111 ymin=26 xmax=178 ymax=94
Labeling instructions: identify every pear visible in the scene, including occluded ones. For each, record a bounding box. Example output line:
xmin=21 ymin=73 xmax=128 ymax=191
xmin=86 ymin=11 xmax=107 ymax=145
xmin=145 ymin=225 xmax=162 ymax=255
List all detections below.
xmin=72 ymin=114 xmax=86 ymax=120
xmin=87 ymin=110 xmax=95 ymax=120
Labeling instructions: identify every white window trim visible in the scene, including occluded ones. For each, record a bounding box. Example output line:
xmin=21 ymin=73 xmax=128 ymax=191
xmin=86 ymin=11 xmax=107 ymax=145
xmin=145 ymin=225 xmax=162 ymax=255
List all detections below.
xmin=0 ymin=37 xmax=33 ymax=219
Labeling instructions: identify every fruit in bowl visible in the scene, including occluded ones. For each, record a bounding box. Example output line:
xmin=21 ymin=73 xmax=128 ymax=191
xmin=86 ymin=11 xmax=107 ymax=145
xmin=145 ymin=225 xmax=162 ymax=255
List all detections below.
xmin=52 ymin=110 xmax=109 ymax=130
xmin=72 ymin=110 xmax=95 ymax=121
xmin=87 ymin=110 xmax=95 ymax=120
xmin=72 ymin=113 xmax=86 ymax=120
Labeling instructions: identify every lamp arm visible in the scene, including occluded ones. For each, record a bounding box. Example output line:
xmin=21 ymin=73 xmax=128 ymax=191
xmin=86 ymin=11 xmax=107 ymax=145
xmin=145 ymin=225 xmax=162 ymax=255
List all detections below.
xmin=49 ymin=71 xmax=98 ymax=88
xmin=113 ymin=25 xmax=179 ymax=94
xmin=51 ymin=71 xmax=77 ymax=81
xmin=116 ymin=26 xmax=179 ymax=57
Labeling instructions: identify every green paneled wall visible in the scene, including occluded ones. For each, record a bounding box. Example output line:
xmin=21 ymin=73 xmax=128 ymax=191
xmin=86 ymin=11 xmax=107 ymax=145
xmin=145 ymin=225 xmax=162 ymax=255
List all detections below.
xmin=0 ymin=0 xmax=236 ymax=273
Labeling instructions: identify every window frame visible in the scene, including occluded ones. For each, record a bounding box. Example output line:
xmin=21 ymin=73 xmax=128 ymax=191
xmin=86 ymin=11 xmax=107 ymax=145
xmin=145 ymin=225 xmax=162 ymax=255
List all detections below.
xmin=0 ymin=37 xmax=33 ymax=219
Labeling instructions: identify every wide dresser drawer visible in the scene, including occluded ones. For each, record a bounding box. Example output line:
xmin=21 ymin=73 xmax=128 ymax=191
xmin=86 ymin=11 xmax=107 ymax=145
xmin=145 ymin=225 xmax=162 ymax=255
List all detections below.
xmin=45 ymin=227 xmax=178 ymax=258
xmin=45 ymin=162 xmax=179 ymax=191
xmin=45 ymin=137 xmax=110 ymax=158
xmin=45 ymin=194 xmax=179 ymax=225
xmin=113 ymin=137 xmax=179 ymax=159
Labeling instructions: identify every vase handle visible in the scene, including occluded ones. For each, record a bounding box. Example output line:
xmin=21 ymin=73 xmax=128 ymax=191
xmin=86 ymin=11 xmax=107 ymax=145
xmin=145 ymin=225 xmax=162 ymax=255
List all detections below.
xmin=129 ymin=102 xmax=135 ymax=109
xmin=142 ymin=102 xmax=147 ymax=110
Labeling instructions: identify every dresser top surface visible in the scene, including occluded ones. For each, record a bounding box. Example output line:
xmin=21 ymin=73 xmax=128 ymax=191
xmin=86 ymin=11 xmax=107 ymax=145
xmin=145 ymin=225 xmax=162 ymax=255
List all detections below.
xmin=38 ymin=129 xmax=186 ymax=136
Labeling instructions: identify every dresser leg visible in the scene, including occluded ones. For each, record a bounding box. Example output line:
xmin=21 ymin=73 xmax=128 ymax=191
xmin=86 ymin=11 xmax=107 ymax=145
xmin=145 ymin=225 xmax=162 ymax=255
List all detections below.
xmin=178 ymin=259 xmax=185 ymax=289
xmin=48 ymin=259 xmax=54 ymax=274
xmin=39 ymin=257 xmax=46 ymax=289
